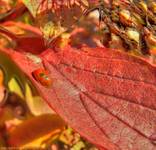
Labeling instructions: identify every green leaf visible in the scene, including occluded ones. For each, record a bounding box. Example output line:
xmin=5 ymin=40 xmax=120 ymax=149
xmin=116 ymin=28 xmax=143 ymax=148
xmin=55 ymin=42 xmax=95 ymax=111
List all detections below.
xmin=23 ymin=0 xmax=39 ymax=17
xmin=71 ymin=141 xmax=85 ymax=150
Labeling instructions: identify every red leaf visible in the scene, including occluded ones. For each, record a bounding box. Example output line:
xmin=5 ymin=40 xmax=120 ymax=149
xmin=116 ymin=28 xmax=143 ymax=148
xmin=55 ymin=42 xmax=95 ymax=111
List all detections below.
xmin=0 ymin=25 xmax=45 ymax=54
xmin=1 ymin=47 xmax=156 ymax=150
xmin=0 ymin=3 xmax=27 ymax=22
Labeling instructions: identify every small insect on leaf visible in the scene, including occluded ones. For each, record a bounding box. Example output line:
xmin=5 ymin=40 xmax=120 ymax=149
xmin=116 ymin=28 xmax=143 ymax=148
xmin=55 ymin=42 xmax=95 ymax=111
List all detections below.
xmin=32 ymin=68 xmax=52 ymax=88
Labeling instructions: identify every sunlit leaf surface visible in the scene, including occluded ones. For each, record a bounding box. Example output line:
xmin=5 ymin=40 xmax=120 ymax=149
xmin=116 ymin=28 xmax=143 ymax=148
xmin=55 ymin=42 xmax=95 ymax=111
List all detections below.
xmin=7 ymin=114 xmax=65 ymax=147
xmin=8 ymin=78 xmax=24 ymax=99
xmin=1 ymin=1 xmax=156 ymax=149
xmin=3 ymin=45 xmax=156 ymax=150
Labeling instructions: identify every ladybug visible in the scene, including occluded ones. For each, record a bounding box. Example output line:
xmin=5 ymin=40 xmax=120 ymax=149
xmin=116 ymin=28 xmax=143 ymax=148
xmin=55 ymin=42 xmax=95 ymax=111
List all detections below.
xmin=32 ymin=68 xmax=52 ymax=87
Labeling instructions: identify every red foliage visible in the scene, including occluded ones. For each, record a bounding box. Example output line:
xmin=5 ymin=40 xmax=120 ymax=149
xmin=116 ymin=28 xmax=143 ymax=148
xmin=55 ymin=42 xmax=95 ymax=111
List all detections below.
xmin=0 ymin=25 xmax=45 ymax=54
xmin=1 ymin=46 xmax=156 ymax=150
xmin=0 ymin=3 xmax=27 ymax=22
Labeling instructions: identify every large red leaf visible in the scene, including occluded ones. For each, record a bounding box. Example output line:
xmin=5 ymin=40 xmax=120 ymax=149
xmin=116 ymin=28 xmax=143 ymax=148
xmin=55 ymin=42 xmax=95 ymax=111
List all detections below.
xmin=1 ymin=46 xmax=156 ymax=150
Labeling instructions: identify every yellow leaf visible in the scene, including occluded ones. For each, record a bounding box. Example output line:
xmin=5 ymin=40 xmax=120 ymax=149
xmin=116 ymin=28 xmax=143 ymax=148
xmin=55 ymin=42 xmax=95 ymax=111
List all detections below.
xmin=8 ymin=78 xmax=24 ymax=99
xmin=7 ymin=114 xmax=65 ymax=147
xmin=25 ymin=83 xmax=54 ymax=116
